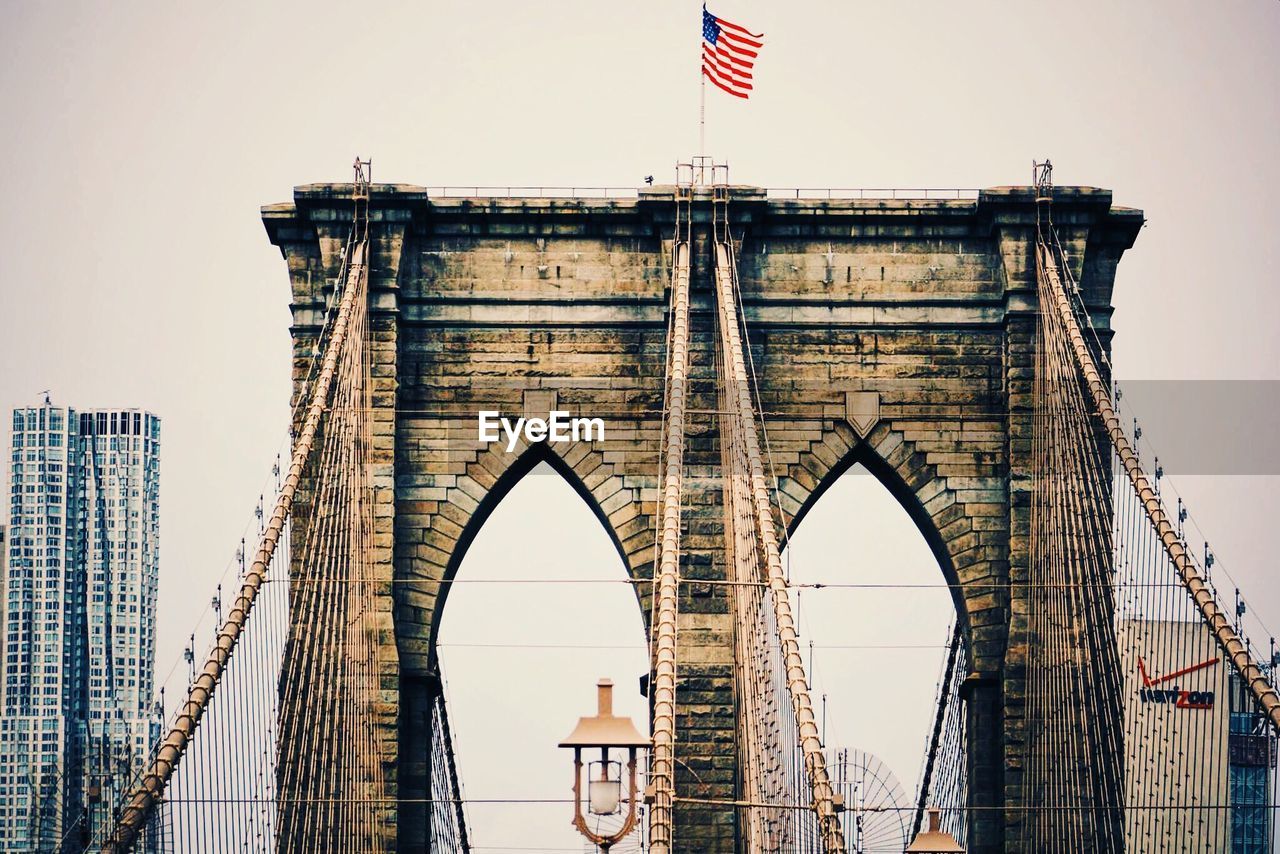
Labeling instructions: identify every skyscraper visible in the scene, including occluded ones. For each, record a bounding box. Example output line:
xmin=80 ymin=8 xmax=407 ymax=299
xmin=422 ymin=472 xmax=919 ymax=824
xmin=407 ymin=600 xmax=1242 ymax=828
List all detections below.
xmin=1 ymin=401 xmax=162 ymax=851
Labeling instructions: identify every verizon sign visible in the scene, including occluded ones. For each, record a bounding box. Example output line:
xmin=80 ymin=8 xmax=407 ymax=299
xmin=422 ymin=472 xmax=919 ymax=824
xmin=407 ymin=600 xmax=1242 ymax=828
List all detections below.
xmin=1135 ymin=655 xmax=1219 ymax=709
xmin=1119 ymin=619 xmax=1231 ymax=851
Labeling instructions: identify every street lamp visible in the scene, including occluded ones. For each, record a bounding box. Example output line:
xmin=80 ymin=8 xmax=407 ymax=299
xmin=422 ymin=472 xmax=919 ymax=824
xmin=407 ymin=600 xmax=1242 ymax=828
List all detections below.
xmin=906 ymin=807 xmax=965 ymax=853
xmin=559 ymin=678 xmax=650 ymax=851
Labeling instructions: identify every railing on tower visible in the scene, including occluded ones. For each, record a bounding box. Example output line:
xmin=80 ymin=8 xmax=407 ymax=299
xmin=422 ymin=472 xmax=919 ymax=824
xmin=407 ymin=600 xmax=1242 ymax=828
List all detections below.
xmin=417 ymin=184 xmax=980 ymax=200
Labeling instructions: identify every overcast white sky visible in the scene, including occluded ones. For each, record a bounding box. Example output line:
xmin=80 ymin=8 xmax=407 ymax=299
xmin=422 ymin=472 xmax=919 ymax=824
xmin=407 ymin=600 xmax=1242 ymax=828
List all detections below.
xmin=3 ymin=1 xmax=1279 ymax=851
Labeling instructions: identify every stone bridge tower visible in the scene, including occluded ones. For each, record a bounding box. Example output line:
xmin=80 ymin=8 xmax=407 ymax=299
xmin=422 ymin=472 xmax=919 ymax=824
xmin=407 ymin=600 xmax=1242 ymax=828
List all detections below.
xmin=263 ymin=181 xmax=1142 ymax=852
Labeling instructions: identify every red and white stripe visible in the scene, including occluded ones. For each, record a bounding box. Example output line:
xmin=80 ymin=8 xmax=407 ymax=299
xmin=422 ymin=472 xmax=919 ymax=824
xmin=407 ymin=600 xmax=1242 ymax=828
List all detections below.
xmin=703 ymin=14 xmax=764 ymax=100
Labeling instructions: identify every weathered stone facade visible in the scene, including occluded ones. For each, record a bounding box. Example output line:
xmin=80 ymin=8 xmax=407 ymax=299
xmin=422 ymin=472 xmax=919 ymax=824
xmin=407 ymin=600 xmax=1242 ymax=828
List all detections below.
xmin=263 ymin=182 xmax=1142 ymax=852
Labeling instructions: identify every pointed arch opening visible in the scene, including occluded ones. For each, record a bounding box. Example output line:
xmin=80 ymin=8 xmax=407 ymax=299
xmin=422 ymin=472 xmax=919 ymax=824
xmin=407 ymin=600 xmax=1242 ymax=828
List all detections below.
xmin=426 ymin=442 xmax=649 ymax=660
xmin=785 ymin=440 xmax=969 ymax=632
xmin=432 ymin=446 xmax=651 ymax=851
xmin=780 ymin=440 xmax=968 ymax=835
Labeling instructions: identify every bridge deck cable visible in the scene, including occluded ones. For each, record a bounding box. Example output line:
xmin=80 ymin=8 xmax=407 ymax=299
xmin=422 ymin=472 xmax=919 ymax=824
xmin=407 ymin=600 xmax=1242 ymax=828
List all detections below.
xmin=274 ymin=165 xmax=390 ymax=852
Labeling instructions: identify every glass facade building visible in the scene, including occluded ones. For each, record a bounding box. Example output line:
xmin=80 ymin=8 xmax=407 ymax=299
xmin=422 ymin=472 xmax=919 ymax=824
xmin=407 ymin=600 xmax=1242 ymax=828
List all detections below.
xmin=1 ymin=402 xmax=161 ymax=852
xmin=1229 ymin=676 xmax=1276 ymax=853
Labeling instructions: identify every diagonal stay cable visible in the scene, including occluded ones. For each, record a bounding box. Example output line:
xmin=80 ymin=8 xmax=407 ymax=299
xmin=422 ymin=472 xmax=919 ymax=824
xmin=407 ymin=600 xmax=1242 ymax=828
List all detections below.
xmin=711 ymin=225 xmax=845 ymax=852
xmin=1035 ymin=225 xmax=1280 ymax=737
xmin=103 ymin=176 xmax=371 ymax=853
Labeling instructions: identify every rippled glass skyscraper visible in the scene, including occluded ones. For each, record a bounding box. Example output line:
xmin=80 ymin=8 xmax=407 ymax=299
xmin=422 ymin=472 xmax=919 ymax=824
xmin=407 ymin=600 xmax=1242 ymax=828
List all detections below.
xmin=0 ymin=401 xmax=162 ymax=852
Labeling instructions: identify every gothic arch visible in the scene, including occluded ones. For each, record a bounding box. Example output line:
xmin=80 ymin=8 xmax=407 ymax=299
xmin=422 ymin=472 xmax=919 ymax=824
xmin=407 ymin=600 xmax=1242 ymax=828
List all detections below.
xmin=395 ymin=435 xmax=656 ymax=846
xmin=772 ymin=416 xmax=1009 ymax=845
xmin=775 ymin=418 xmax=1008 ymax=672
xmin=416 ymin=438 xmax=656 ymax=666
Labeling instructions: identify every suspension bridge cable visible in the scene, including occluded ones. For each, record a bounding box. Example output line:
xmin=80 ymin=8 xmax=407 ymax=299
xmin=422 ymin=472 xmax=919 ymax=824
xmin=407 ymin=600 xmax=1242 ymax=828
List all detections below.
xmin=711 ymin=181 xmax=845 ymax=853
xmin=645 ymin=185 xmax=693 ymax=854
xmin=103 ymin=163 xmax=376 ymax=853
xmin=1036 ymin=187 xmax=1280 ymax=737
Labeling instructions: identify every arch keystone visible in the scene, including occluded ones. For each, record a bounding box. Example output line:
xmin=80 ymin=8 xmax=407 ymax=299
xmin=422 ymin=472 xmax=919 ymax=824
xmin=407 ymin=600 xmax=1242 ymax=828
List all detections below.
xmin=845 ymin=390 xmax=881 ymax=438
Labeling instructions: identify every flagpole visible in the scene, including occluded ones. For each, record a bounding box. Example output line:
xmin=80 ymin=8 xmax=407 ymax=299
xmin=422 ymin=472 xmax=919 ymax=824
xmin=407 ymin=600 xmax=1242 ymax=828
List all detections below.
xmin=699 ymin=3 xmax=706 ymax=157
xmin=699 ymin=72 xmax=706 ymax=156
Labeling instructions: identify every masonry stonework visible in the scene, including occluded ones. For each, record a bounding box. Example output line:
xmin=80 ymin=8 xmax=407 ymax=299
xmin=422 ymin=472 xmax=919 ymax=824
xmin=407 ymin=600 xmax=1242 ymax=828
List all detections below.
xmin=264 ymin=182 xmax=1142 ymax=853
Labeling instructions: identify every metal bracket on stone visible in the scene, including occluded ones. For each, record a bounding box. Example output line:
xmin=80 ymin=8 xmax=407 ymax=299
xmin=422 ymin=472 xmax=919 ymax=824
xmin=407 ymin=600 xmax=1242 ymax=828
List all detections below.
xmin=844 ymin=391 xmax=880 ymax=439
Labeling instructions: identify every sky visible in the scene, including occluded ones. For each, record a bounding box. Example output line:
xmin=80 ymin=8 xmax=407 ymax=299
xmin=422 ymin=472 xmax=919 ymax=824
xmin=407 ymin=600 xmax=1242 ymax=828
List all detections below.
xmin=2 ymin=1 xmax=1279 ymax=851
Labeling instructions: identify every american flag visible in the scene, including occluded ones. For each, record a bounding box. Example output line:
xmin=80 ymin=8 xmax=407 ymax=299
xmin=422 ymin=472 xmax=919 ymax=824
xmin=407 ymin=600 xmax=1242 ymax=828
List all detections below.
xmin=702 ymin=6 xmax=764 ymax=99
